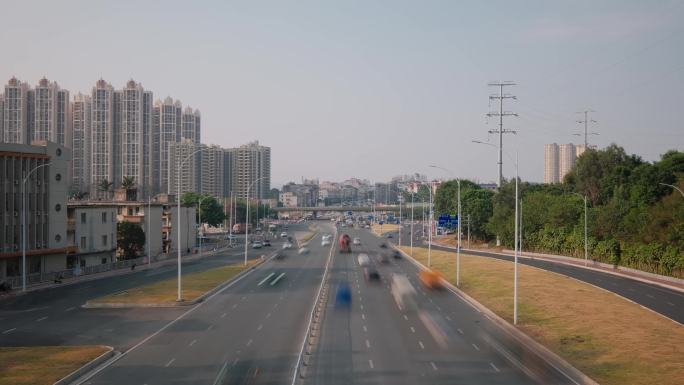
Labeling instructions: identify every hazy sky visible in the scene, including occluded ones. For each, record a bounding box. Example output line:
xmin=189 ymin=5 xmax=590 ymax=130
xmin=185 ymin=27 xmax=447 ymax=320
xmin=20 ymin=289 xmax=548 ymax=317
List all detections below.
xmin=2 ymin=0 xmax=683 ymax=187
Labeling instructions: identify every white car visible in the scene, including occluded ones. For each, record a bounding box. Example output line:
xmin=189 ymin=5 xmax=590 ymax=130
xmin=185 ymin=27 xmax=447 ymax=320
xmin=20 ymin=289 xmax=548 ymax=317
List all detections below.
xmin=282 ymin=242 xmax=293 ymax=249
xmin=321 ymin=239 xmax=331 ymax=247
xmin=280 ymin=232 xmax=288 ymax=238
xmin=252 ymin=241 xmax=263 ymax=249
xmin=353 ymin=237 xmax=361 ymax=245
xmin=357 ymin=253 xmax=370 ymax=267
xmin=298 ymin=247 xmax=310 ymax=255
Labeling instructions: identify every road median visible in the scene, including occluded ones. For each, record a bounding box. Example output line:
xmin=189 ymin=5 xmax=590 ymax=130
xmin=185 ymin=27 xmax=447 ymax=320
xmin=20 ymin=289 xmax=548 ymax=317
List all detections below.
xmin=399 ymin=246 xmax=684 ymax=385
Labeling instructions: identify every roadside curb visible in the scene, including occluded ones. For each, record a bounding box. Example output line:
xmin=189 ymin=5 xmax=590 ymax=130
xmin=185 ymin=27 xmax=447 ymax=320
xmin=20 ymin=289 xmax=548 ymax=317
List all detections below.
xmin=53 ymin=346 xmax=117 ymax=385
xmin=82 ymin=252 xmax=275 ymax=309
xmin=392 ymin=244 xmax=600 ymax=385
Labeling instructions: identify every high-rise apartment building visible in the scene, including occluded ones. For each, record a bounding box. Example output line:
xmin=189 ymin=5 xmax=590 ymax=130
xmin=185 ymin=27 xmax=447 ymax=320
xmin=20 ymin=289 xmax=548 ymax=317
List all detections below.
xmin=559 ymin=143 xmax=576 ymax=181
xmin=232 ymin=141 xmax=271 ymax=200
xmin=156 ymin=97 xmax=182 ymax=194
xmin=2 ymin=77 xmax=30 ymax=144
xmin=71 ymin=93 xmax=92 ymax=192
xmin=544 ymin=143 xmax=560 ymax=184
xmin=33 ymin=77 xmax=71 ymax=147
xmin=90 ymin=79 xmax=116 ymax=198
xmin=167 ymin=139 xmax=199 ymax=197
xmin=120 ymin=80 xmax=153 ymax=197
xmin=222 ymin=148 xmax=234 ymax=198
xmin=200 ymin=144 xmax=224 ymax=199
xmin=181 ymin=107 xmax=201 ymax=144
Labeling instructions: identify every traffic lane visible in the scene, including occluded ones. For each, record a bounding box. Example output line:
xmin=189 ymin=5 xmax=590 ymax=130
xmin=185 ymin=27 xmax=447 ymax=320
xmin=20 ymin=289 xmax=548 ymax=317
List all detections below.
xmin=354 ymin=230 xmax=539 ymax=385
xmin=85 ymin=230 xmax=331 ymax=385
xmin=0 ymin=246 xmax=279 ymax=350
xmin=426 ymin=243 xmax=684 ymax=324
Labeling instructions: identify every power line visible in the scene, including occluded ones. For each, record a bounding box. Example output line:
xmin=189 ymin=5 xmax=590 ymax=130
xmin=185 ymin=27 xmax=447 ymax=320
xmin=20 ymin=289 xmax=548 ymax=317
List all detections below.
xmin=487 ymin=81 xmax=518 ymax=187
xmin=574 ymin=110 xmax=599 ymax=148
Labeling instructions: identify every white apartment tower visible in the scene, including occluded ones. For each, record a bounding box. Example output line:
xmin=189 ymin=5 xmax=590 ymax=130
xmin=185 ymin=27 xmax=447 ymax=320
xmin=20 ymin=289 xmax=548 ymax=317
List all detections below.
xmin=156 ymin=97 xmax=182 ymax=194
xmin=200 ymin=144 xmax=224 ymax=200
xmin=181 ymin=107 xmax=201 ymax=144
xmin=232 ymin=141 xmax=271 ymax=200
xmin=33 ymin=77 xmax=71 ymax=147
xmin=168 ymin=139 xmax=199 ymax=196
xmin=90 ymin=79 xmax=116 ymax=198
xmin=2 ymin=77 xmax=30 ymax=144
xmin=71 ymin=93 xmax=92 ymax=192
xmin=544 ymin=143 xmax=560 ymax=184
xmin=558 ymin=143 xmax=576 ymax=181
xmin=120 ymin=80 xmax=153 ymax=197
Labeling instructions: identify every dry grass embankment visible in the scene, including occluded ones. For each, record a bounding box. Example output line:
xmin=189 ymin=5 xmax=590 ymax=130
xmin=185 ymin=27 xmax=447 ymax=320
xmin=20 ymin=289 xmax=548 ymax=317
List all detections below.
xmin=400 ymin=246 xmax=684 ymax=385
xmin=371 ymin=223 xmax=400 ymax=236
xmin=90 ymin=261 xmax=254 ymax=305
xmin=0 ymin=345 xmax=109 ymax=385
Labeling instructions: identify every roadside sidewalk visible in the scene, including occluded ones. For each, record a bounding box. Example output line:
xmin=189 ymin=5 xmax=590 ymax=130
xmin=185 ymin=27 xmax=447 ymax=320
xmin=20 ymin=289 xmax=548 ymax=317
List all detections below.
xmin=428 ymin=240 xmax=684 ymax=294
xmin=0 ymin=245 xmax=237 ymax=297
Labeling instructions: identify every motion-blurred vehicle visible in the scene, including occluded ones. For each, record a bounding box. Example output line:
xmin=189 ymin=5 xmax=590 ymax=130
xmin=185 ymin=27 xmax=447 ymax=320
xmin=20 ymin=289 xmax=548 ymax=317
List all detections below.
xmin=364 ymin=224 xmax=370 ymax=229
xmin=386 ymin=233 xmax=393 ymax=238
xmin=357 ymin=253 xmax=370 ymax=267
xmin=280 ymin=232 xmax=288 ymax=238
xmin=298 ymin=247 xmax=310 ymax=255
xmin=263 ymin=239 xmax=271 ymax=247
xmin=391 ymin=274 xmax=418 ymax=311
xmin=364 ymin=266 xmax=380 ymax=281
xmin=419 ymin=269 xmax=444 ymax=290
xmin=335 ymin=282 xmax=352 ymax=307
xmin=339 ymin=234 xmax=352 ymax=253
xmin=392 ymin=250 xmax=402 ymax=259
xmin=252 ymin=241 xmax=263 ymax=249
xmin=275 ymin=252 xmax=286 ymax=260
xmin=321 ymin=238 xmax=331 ymax=247
xmin=378 ymin=252 xmax=390 ymax=264
xmin=353 ymin=237 xmax=361 ymax=245
xmin=379 ymin=243 xmax=388 ymax=249
xmin=282 ymin=242 xmax=293 ymax=249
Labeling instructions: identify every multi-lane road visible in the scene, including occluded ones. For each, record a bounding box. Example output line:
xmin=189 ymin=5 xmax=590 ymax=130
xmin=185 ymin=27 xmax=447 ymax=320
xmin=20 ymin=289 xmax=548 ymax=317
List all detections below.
xmin=1 ymin=222 xmax=592 ymax=384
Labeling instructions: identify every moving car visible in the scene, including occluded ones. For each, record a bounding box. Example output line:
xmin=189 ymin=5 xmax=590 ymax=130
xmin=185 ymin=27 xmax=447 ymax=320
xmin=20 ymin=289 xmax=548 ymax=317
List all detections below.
xmin=335 ymin=282 xmax=352 ymax=307
xmin=339 ymin=234 xmax=352 ymax=253
xmin=419 ymin=269 xmax=444 ymax=290
xmin=363 ymin=266 xmax=380 ymax=281
xmin=386 ymin=233 xmax=393 ymax=238
xmin=282 ymin=242 xmax=293 ymax=249
xmin=263 ymin=239 xmax=271 ymax=247
xmin=252 ymin=241 xmax=263 ymax=249
xmin=280 ymin=232 xmax=288 ymax=238
xmin=391 ymin=274 xmax=418 ymax=311
xmin=357 ymin=253 xmax=370 ymax=267
xmin=321 ymin=238 xmax=331 ymax=247
xmin=298 ymin=247 xmax=310 ymax=255
xmin=353 ymin=237 xmax=361 ymax=245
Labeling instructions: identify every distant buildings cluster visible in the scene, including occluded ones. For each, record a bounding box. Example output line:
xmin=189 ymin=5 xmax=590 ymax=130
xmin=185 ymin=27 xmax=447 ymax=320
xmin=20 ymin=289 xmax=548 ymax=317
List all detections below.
xmin=544 ymin=143 xmax=596 ymax=184
xmin=0 ymin=76 xmax=271 ymax=201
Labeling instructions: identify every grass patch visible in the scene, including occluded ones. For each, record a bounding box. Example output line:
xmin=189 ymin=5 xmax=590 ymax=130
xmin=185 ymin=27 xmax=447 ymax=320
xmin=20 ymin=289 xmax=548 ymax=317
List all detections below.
xmin=371 ymin=223 xmax=400 ymax=235
xmin=0 ymin=345 xmax=109 ymax=385
xmin=400 ymin=246 xmax=684 ymax=385
xmin=91 ymin=261 xmax=255 ymax=305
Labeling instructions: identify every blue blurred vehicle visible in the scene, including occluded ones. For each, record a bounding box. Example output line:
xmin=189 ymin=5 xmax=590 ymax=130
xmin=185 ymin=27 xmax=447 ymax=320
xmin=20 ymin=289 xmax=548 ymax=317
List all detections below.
xmin=335 ymin=282 xmax=352 ymax=307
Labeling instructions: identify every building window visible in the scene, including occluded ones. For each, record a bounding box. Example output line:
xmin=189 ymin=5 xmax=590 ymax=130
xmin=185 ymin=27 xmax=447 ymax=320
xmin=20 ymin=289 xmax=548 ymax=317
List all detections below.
xmin=101 ymin=258 xmax=107 ymax=265
xmin=55 ymin=204 xmax=61 ymax=212
xmin=80 ymin=213 xmax=86 ymax=224
xmin=102 ymin=235 xmax=108 ymax=246
xmin=102 ymin=212 xmax=107 ymax=223
xmin=55 ymin=234 xmax=61 ymax=242
xmin=80 ymin=236 xmax=86 ymax=249
xmin=55 ymin=173 xmax=61 ymax=181
xmin=56 ymin=148 xmax=62 ymax=157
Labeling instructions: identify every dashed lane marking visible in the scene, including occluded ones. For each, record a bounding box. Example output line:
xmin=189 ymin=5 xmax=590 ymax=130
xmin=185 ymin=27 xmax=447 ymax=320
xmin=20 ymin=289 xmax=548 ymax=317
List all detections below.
xmin=362 ymin=313 xmax=366 ymax=320
xmin=65 ymin=307 xmax=76 ymax=312
xmin=472 ymin=343 xmax=480 ymax=351
xmin=410 ymin=327 xmax=415 ymax=333
xmin=457 ymin=328 xmax=464 ymax=335
xmin=165 ymin=358 xmax=176 ymax=367
xmin=403 ymin=315 xmax=408 ymax=321
xmin=2 ymin=328 xmax=16 ymax=334
xmin=257 ymin=324 xmax=263 ymax=331
xmin=266 ymin=312 xmax=272 ymax=318
xmin=369 ymin=360 xmax=374 ymax=369
xmin=206 ymin=324 xmax=214 ymax=331
xmin=221 ymin=312 xmax=227 ymax=318
xmin=490 ymin=362 xmax=500 ymax=372
xmin=189 ymin=339 xmax=197 ymax=347
xmin=419 ymin=341 xmax=425 ymax=349
xmin=430 ymin=362 xmax=438 ymax=371
xmin=246 ymin=339 xmax=253 ymax=347
xmin=445 ymin=316 xmax=451 ymax=321
xmin=36 ymin=316 xmax=48 ymax=322
xmin=363 ymin=325 xmax=367 ymax=332
xmin=365 ymin=339 xmax=371 ymax=348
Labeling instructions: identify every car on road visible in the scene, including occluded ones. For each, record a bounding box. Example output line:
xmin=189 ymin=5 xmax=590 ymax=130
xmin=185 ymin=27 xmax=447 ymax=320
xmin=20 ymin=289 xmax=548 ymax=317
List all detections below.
xmin=263 ymin=239 xmax=271 ymax=247
xmin=392 ymin=250 xmax=402 ymax=259
xmin=353 ymin=237 xmax=361 ymax=245
xmin=335 ymin=282 xmax=352 ymax=307
xmin=298 ymin=247 xmax=310 ymax=255
xmin=280 ymin=232 xmax=288 ymax=238
xmin=379 ymin=243 xmax=388 ymax=248
xmin=321 ymin=238 xmax=331 ymax=247
xmin=378 ymin=252 xmax=390 ymax=264
xmin=282 ymin=242 xmax=293 ymax=249
xmin=419 ymin=269 xmax=444 ymax=290
xmin=357 ymin=253 xmax=370 ymax=267
xmin=386 ymin=233 xmax=393 ymax=238
xmin=363 ymin=266 xmax=380 ymax=281
xmin=364 ymin=224 xmax=370 ymax=229
xmin=391 ymin=274 xmax=418 ymax=311
xmin=252 ymin=241 xmax=263 ymax=249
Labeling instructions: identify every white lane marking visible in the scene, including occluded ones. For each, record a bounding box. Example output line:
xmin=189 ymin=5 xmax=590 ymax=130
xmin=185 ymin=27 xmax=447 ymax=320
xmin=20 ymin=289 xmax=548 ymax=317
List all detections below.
xmin=359 ymin=296 xmax=363 ymax=302
xmin=457 ymin=328 xmax=464 ymax=335
xmin=667 ymin=302 xmax=675 ymax=306
xmin=189 ymin=339 xmax=197 ymax=347
xmin=445 ymin=316 xmax=451 ymax=321
xmin=65 ymin=307 xmax=76 ymax=312
xmin=410 ymin=326 xmax=415 ymax=333
xmin=363 ymin=325 xmax=368 ymax=332
xmin=241 ymin=296 xmax=247 ymax=301
xmin=258 ymin=273 xmax=275 ymax=286
xmin=490 ymin=362 xmax=500 ymax=372
xmin=221 ymin=312 xmax=227 ymax=318
xmin=274 ymin=303 xmax=279 ymax=308
xmin=360 ymin=304 xmax=364 ymax=310
xmin=266 ymin=312 xmax=272 ymax=318
xmin=646 ymin=294 xmax=655 ymax=299
xmin=472 ymin=343 xmax=480 ymax=351
xmin=257 ymin=324 xmax=263 ymax=331
xmin=2 ymin=328 xmax=16 ymax=334
xmin=212 ymin=360 xmax=230 ymax=385
xmin=206 ymin=324 xmax=214 ymax=331
xmin=403 ymin=315 xmax=408 ymax=320
xmin=436 ymin=306 xmax=442 ymax=311
xmin=165 ymin=358 xmax=176 ymax=367
xmin=270 ymin=272 xmax=286 ymax=285
xmin=232 ymin=304 xmax=238 ymax=309
xmin=361 ymin=313 xmax=366 ymax=320
xmin=232 ymin=357 xmax=239 ymax=366
xmin=36 ymin=316 xmax=48 ymax=322
xmin=246 ymin=339 xmax=253 ymax=347
xmin=430 ymin=362 xmax=438 ymax=371
xmin=365 ymin=339 xmax=371 ymax=348
xmin=418 ymin=341 xmax=425 ymax=349
xmin=369 ymin=359 xmax=374 ymax=369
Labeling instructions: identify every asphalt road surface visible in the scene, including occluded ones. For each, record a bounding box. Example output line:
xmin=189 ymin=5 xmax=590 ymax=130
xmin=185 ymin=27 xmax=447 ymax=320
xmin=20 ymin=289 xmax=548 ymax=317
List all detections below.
xmin=304 ymin=226 xmax=578 ymax=385
xmin=392 ymin=223 xmax=684 ymax=325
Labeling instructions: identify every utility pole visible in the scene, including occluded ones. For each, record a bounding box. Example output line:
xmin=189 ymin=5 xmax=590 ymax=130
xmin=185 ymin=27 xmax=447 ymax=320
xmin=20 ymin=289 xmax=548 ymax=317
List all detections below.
xmin=575 ymin=110 xmax=599 ymax=150
xmin=487 ymin=81 xmax=518 ymax=188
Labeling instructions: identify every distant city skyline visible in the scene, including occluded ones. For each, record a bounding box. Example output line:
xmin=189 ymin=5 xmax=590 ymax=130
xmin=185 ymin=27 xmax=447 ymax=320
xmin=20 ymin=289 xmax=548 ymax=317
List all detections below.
xmin=1 ymin=1 xmax=682 ymax=186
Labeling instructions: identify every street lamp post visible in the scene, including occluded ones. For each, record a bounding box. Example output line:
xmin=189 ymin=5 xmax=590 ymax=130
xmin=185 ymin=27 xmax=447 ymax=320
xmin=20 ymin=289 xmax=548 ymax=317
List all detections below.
xmin=176 ymin=148 xmax=205 ymax=302
xmin=410 ymin=191 xmax=414 ymax=256
xmin=659 ymin=183 xmax=684 ymax=197
xmin=429 ymin=165 xmax=462 ymax=287
xmin=197 ymin=196 xmax=205 ymax=254
xmin=398 ymin=195 xmax=402 ymax=248
xmin=245 ymin=177 xmax=267 ymax=266
xmin=427 ymin=181 xmax=434 ymax=267
xmin=22 ymin=161 xmax=51 ymax=292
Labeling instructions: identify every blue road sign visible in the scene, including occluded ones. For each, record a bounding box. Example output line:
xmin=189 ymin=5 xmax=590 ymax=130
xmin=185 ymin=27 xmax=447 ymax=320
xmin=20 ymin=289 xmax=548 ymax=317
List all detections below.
xmin=368 ymin=215 xmax=373 ymax=221
xmin=438 ymin=214 xmax=459 ymax=229
xmin=379 ymin=221 xmax=384 ymax=225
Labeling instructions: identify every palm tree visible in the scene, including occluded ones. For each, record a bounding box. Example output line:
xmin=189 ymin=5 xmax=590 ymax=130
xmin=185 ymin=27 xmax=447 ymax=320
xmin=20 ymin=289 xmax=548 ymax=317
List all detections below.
xmin=70 ymin=191 xmax=89 ymax=201
xmin=121 ymin=176 xmax=137 ymax=201
xmin=98 ymin=179 xmax=114 ymax=199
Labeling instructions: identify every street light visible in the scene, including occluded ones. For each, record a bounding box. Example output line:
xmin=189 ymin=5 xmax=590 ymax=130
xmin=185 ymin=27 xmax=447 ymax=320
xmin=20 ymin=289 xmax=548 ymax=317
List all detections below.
xmin=569 ymin=192 xmax=589 ymax=266
xmin=659 ymin=183 xmax=684 ymax=197
xmin=245 ymin=177 xmax=267 ymax=266
xmin=197 ymin=196 xmax=206 ymax=254
xmin=410 ymin=191 xmax=414 ymax=256
xmin=22 ymin=161 xmax=51 ymax=292
xmin=429 ymin=165 xmax=462 ymax=287
xmin=176 ymin=148 xmax=205 ymax=302
xmin=427 ymin=180 xmax=434 ymax=267
xmin=473 ymin=140 xmax=520 ymax=325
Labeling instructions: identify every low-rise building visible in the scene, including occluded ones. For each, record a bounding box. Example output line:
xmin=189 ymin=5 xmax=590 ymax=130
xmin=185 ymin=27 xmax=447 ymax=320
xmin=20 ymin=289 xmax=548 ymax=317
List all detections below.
xmin=66 ymin=203 xmax=117 ymax=268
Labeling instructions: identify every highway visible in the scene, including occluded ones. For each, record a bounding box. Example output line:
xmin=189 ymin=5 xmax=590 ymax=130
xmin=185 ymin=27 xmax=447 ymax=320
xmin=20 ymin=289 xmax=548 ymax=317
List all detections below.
xmin=0 ymin=233 xmax=289 ymax=351
xmin=392 ymin=223 xmax=684 ymax=325
xmin=79 ymin=223 xmax=334 ymax=385
xmin=304 ymin=226 xmax=577 ymax=385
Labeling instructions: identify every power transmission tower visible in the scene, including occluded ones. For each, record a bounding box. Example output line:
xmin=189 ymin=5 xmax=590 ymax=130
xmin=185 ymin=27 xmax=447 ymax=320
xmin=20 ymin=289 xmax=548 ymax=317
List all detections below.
xmin=575 ymin=110 xmax=599 ymax=149
xmin=487 ymin=81 xmax=518 ymax=187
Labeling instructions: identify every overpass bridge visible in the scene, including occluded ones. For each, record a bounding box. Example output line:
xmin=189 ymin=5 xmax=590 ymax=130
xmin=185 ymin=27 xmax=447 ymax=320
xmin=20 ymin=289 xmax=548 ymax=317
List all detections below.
xmin=271 ymin=204 xmax=428 ymax=214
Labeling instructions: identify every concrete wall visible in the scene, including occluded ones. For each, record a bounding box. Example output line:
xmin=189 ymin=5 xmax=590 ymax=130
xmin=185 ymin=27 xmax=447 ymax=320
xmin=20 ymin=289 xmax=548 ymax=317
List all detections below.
xmin=74 ymin=206 xmax=117 ymax=254
xmin=144 ymin=205 xmax=164 ymax=258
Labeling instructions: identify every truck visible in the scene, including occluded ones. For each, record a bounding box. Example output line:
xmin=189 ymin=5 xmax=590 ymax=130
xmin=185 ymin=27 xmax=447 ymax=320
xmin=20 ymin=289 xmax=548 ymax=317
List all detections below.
xmin=339 ymin=234 xmax=352 ymax=253
xmin=232 ymin=223 xmax=252 ymax=234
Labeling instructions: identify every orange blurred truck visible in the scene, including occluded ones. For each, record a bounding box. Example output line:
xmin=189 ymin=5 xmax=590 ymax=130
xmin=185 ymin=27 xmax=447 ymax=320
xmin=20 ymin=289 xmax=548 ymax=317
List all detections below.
xmin=419 ymin=269 xmax=444 ymax=290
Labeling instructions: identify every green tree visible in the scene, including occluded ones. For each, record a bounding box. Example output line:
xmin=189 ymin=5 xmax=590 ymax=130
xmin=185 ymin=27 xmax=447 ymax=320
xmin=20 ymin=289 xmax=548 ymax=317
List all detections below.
xmin=98 ymin=179 xmax=114 ymax=199
xmin=121 ymin=176 xmax=137 ymax=201
xmin=434 ymin=180 xmax=493 ymax=239
xmin=181 ymin=192 xmax=226 ymax=227
xmin=117 ymin=221 xmax=146 ymax=260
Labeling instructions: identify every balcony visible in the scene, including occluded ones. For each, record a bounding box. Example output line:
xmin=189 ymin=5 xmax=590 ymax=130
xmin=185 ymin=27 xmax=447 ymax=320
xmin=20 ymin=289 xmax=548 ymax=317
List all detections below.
xmin=120 ymin=215 xmax=143 ymax=224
